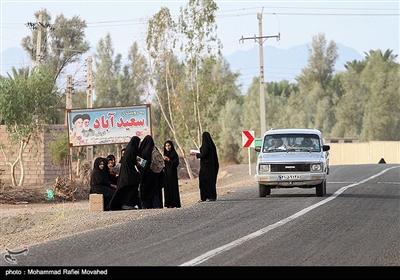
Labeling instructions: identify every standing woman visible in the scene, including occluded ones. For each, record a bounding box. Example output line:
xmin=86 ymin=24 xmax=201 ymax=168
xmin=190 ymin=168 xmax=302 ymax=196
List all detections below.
xmin=90 ymin=157 xmax=117 ymax=211
xmin=138 ymin=135 xmax=163 ymax=209
xmin=163 ymin=140 xmax=181 ymax=208
xmin=190 ymin=131 xmax=219 ymax=202
xmin=109 ymin=136 xmax=141 ymax=210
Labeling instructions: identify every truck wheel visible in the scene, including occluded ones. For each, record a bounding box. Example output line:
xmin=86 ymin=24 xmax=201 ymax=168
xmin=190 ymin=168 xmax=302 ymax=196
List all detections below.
xmin=316 ymin=179 xmax=326 ymax=197
xmin=259 ymin=184 xmax=271 ymax=197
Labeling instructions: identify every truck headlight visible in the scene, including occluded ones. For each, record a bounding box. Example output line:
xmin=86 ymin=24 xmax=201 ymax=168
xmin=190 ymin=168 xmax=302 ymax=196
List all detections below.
xmin=311 ymin=163 xmax=322 ymax=172
xmin=259 ymin=164 xmax=270 ymax=173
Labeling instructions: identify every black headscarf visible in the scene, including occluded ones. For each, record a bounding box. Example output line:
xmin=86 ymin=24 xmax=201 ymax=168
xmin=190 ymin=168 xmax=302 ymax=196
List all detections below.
xmin=109 ymin=136 xmax=141 ymax=210
xmin=139 ymin=135 xmax=155 ymax=166
xmin=105 ymin=156 xmax=118 ymax=185
xmin=90 ymin=157 xmax=108 ymax=193
xmin=92 ymin=157 xmax=106 ymax=174
xmin=118 ymin=136 xmax=141 ymax=186
xmin=138 ymin=135 xmax=161 ymax=205
xmin=163 ymin=140 xmax=179 ymax=170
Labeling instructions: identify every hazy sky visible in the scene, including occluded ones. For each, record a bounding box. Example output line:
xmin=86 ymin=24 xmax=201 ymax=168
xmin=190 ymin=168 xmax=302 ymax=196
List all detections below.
xmin=1 ymin=0 xmax=399 ymax=74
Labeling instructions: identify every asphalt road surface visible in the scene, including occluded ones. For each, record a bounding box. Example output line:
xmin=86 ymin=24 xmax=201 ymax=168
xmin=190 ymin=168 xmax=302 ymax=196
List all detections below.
xmin=2 ymin=164 xmax=399 ymax=277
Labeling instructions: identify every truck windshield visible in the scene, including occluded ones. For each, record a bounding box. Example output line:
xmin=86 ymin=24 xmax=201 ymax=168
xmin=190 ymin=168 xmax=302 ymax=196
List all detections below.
xmin=262 ymin=134 xmax=321 ymax=153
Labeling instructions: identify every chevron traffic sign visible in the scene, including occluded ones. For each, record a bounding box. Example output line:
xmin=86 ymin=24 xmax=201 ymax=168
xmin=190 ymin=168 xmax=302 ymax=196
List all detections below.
xmin=242 ymin=130 xmax=255 ymax=148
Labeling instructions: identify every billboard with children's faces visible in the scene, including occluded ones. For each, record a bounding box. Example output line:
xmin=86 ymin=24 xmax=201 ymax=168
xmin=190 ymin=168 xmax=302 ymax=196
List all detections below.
xmin=67 ymin=104 xmax=151 ymax=147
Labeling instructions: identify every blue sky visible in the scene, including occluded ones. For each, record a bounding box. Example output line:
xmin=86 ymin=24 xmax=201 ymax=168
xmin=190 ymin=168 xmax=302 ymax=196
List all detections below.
xmin=1 ymin=0 xmax=399 ymax=75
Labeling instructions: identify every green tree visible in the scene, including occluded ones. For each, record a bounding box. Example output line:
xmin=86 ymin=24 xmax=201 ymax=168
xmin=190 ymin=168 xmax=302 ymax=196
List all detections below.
xmin=297 ymin=33 xmax=338 ymax=93
xmin=48 ymin=131 xmax=69 ymax=176
xmin=117 ymin=42 xmax=149 ymax=106
xmin=241 ymin=77 xmax=262 ymax=137
xmin=216 ymin=99 xmax=243 ymax=164
xmin=178 ymin=0 xmax=222 ymax=145
xmin=146 ymin=7 xmax=196 ymax=178
xmin=21 ymin=8 xmax=90 ymax=81
xmin=0 ymin=66 xmax=59 ymax=186
xmin=360 ymin=50 xmax=400 ymax=140
xmin=344 ymin=59 xmax=366 ymax=74
xmin=197 ymin=56 xmax=242 ymax=138
xmin=331 ymin=71 xmax=366 ymax=137
xmin=296 ymin=33 xmax=338 ymax=133
xmin=93 ymin=33 xmax=122 ymax=107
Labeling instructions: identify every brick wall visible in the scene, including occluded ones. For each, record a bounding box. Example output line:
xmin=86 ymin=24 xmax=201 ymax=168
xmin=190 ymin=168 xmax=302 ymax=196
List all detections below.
xmin=0 ymin=125 xmax=67 ymax=186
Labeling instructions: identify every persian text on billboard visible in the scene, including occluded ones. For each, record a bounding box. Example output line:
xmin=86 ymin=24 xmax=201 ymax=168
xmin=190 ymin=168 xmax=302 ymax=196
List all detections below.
xmin=68 ymin=105 xmax=151 ymax=147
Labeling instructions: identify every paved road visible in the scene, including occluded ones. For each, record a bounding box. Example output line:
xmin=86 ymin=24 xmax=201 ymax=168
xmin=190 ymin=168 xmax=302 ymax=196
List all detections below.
xmin=2 ymin=164 xmax=399 ymax=275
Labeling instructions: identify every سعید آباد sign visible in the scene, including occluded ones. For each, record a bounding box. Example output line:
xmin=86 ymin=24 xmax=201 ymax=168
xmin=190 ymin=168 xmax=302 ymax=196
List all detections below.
xmin=67 ymin=104 xmax=151 ymax=147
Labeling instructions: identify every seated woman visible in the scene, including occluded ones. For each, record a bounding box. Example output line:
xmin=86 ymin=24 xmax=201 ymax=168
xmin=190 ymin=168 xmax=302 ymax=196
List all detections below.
xmin=90 ymin=157 xmax=117 ymax=211
xmin=105 ymin=155 xmax=118 ymax=185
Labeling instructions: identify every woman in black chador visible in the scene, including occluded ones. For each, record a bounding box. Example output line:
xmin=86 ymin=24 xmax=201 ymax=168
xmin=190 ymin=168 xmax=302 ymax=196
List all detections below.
xmin=138 ymin=135 xmax=163 ymax=209
xmin=190 ymin=131 xmax=219 ymax=202
xmin=109 ymin=136 xmax=141 ymax=210
xmin=89 ymin=157 xmax=116 ymax=211
xmin=162 ymin=140 xmax=181 ymax=208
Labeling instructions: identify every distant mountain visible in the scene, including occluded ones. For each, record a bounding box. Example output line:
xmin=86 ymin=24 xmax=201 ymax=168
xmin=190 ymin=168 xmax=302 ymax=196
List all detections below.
xmin=225 ymin=42 xmax=364 ymax=93
xmin=1 ymin=43 xmax=363 ymax=93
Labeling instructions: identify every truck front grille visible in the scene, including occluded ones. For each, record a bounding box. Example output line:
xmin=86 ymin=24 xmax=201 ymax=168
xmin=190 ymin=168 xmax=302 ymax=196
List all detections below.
xmin=271 ymin=164 xmax=310 ymax=172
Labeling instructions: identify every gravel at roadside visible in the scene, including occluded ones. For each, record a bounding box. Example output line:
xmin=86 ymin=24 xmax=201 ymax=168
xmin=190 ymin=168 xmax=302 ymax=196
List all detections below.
xmin=1 ymin=164 xmax=256 ymax=252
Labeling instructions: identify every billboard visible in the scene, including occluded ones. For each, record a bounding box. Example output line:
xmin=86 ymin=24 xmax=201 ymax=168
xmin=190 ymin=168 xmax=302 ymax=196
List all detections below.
xmin=67 ymin=104 xmax=151 ymax=147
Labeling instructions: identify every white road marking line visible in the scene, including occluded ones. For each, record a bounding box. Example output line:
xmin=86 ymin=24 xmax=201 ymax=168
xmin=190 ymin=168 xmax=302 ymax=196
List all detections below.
xmin=179 ymin=166 xmax=400 ymax=266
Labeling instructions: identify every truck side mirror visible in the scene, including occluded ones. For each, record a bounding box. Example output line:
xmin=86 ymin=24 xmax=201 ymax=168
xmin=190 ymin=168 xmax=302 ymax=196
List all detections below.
xmin=323 ymin=145 xmax=330 ymax=151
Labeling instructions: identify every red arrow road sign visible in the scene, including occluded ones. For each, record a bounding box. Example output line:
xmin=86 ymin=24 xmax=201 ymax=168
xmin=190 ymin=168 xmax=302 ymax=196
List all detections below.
xmin=242 ymin=130 xmax=255 ymax=148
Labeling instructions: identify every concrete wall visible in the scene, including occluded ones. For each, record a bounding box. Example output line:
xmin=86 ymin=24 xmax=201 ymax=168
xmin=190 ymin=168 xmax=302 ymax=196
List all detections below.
xmin=328 ymin=141 xmax=400 ymax=165
xmin=0 ymin=125 xmax=67 ymax=186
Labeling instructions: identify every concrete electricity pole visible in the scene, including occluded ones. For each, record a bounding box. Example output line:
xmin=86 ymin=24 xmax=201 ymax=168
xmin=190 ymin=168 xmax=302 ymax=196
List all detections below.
xmin=239 ymin=12 xmax=280 ymax=136
xmin=35 ymin=14 xmax=42 ymax=66
xmin=65 ymin=75 xmax=73 ymax=124
xmin=25 ymin=13 xmax=54 ymax=66
xmin=86 ymin=56 xmax=94 ymax=166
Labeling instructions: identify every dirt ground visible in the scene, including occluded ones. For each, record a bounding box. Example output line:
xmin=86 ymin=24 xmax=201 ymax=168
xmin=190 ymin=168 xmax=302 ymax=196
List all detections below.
xmin=0 ymin=163 xmax=256 ymax=252
xmin=0 ymin=156 xmax=222 ymax=205
xmin=0 ymin=163 xmax=254 ymax=205
xmin=0 ymin=156 xmax=203 ymax=205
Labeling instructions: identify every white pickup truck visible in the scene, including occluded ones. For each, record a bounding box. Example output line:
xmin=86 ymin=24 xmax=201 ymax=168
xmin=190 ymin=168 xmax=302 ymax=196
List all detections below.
xmin=255 ymin=128 xmax=330 ymax=197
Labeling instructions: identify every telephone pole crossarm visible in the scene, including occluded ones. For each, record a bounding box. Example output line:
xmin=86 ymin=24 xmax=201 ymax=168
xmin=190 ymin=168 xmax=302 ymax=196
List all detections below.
xmin=239 ymin=33 xmax=280 ymax=44
xmin=261 ymin=33 xmax=280 ymax=43
xmin=238 ymin=13 xmax=281 ymax=136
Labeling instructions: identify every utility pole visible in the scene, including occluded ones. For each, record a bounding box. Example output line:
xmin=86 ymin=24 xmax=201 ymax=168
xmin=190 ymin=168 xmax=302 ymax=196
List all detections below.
xmin=35 ymin=14 xmax=42 ymax=66
xmin=86 ymin=56 xmax=94 ymax=167
xmin=65 ymin=75 xmax=73 ymax=124
xmin=25 ymin=13 xmax=54 ymax=66
xmin=239 ymin=12 xmax=280 ymax=136
xmin=86 ymin=56 xmax=93 ymax=108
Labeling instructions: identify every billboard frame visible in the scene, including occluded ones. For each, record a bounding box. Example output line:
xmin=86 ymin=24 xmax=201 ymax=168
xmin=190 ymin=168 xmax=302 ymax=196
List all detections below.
xmin=67 ymin=104 xmax=152 ymax=147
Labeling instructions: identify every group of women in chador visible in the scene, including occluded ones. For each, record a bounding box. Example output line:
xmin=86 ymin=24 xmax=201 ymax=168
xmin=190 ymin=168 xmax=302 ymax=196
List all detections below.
xmin=90 ymin=131 xmax=219 ymax=210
